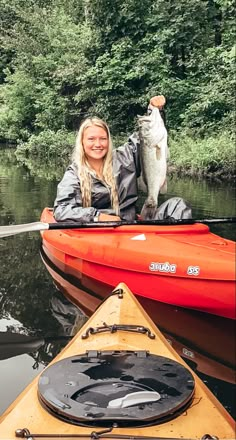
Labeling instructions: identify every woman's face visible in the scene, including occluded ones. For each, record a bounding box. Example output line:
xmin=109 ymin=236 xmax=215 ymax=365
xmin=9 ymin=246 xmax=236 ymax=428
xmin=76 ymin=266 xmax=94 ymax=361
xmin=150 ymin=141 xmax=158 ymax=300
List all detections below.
xmin=83 ymin=125 xmax=109 ymax=162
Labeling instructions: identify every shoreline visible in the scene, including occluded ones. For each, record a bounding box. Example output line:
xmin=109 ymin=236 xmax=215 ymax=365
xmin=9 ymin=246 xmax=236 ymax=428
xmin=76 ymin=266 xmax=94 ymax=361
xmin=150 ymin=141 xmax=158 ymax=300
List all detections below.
xmin=168 ymin=166 xmax=235 ymax=182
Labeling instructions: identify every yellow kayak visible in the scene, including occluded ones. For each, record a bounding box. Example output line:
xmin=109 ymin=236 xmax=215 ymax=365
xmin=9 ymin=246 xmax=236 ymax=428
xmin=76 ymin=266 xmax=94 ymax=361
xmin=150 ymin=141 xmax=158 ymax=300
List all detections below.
xmin=0 ymin=283 xmax=234 ymax=439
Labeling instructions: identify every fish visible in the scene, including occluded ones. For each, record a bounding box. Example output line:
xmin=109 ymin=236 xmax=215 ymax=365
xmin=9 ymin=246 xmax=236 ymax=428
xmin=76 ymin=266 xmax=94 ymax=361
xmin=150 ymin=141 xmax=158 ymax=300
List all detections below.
xmin=138 ymin=104 xmax=169 ymax=219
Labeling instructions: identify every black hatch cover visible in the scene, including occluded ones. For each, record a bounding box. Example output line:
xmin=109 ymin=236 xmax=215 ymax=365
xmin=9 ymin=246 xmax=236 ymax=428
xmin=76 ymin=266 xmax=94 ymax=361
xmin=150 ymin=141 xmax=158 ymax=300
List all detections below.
xmin=38 ymin=350 xmax=195 ymax=428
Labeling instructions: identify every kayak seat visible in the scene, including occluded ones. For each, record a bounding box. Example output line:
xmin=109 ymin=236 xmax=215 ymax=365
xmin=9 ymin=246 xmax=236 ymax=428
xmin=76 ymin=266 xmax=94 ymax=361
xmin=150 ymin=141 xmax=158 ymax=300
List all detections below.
xmin=38 ymin=350 xmax=195 ymax=428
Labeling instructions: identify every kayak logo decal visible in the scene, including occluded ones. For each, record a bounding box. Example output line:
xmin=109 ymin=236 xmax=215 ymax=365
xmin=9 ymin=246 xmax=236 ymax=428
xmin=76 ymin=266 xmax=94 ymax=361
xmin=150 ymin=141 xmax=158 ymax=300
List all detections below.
xmin=187 ymin=266 xmax=200 ymax=276
xmin=149 ymin=262 xmax=177 ymax=273
xmin=182 ymin=347 xmax=195 ymax=358
xmin=131 ymin=233 xmax=146 ymax=240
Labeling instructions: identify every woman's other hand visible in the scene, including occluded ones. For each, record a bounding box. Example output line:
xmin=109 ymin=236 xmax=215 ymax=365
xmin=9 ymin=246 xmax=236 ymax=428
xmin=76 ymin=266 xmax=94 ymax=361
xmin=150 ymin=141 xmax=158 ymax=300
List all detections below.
xmin=98 ymin=213 xmax=121 ymax=222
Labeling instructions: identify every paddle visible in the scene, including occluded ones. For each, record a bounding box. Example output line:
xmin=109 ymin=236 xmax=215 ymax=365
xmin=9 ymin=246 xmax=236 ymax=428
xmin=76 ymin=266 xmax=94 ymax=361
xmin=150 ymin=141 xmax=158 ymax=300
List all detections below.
xmin=0 ymin=217 xmax=235 ymax=238
xmin=0 ymin=332 xmax=72 ymax=361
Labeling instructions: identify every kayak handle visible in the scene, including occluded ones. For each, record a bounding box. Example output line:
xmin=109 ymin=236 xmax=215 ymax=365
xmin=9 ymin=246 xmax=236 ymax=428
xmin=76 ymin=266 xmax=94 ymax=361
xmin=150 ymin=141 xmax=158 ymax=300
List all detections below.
xmin=108 ymin=390 xmax=161 ymax=408
xmin=81 ymin=323 xmax=156 ymax=340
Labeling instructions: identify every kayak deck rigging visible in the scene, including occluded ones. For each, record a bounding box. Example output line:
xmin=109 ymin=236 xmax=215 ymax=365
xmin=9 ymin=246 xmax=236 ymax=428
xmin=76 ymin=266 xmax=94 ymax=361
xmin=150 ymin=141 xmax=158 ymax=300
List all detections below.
xmin=81 ymin=323 xmax=156 ymax=340
xmin=15 ymin=427 xmax=220 ymax=439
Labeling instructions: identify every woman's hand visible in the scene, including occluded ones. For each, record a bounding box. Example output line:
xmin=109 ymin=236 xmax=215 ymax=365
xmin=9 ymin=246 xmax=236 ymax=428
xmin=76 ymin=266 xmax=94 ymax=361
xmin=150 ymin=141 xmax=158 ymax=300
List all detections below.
xmin=149 ymin=95 xmax=166 ymax=108
xmin=98 ymin=213 xmax=121 ymax=222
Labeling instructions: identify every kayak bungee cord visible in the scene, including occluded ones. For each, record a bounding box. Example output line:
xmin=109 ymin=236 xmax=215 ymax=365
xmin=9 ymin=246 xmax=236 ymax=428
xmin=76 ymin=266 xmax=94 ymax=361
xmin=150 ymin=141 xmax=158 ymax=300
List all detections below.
xmin=15 ymin=427 xmax=220 ymax=439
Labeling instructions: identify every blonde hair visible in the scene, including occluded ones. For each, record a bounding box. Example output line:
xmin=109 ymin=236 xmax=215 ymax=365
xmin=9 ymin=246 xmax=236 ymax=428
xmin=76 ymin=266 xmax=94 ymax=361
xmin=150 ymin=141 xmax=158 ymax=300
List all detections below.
xmin=72 ymin=117 xmax=119 ymax=215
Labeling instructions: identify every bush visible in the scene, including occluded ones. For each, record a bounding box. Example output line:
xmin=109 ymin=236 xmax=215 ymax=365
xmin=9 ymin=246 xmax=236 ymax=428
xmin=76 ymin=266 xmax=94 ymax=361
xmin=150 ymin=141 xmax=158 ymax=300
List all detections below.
xmin=169 ymin=130 xmax=235 ymax=178
xmin=15 ymin=129 xmax=75 ymax=161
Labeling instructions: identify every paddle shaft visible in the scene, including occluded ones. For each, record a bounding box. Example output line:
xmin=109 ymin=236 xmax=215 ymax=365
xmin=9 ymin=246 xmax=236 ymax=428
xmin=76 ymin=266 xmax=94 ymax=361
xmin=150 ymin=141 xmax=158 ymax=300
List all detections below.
xmin=0 ymin=217 xmax=235 ymax=238
xmin=0 ymin=333 xmax=73 ymax=345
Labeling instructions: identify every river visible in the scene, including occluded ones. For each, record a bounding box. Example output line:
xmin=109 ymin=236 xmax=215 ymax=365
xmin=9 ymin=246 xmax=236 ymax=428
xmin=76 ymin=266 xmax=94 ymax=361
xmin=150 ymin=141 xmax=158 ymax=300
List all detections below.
xmin=0 ymin=148 xmax=235 ymax=419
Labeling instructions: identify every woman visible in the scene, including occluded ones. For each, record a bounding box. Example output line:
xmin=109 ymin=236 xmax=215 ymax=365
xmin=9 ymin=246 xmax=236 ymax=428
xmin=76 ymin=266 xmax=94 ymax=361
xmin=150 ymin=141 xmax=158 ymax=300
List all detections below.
xmin=53 ymin=95 xmax=192 ymax=223
xmin=53 ymin=95 xmax=168 ymax=223
xmin=53 ymin=114 xmax=142 ymax=223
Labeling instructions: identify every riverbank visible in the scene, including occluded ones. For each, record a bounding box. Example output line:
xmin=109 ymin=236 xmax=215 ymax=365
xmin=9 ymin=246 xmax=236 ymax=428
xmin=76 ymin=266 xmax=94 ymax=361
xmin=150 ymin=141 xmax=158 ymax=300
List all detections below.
xmin=115 ymin=130 xmax=236 ymax=180
xmin=1 ymin=127 xmax=235 ymax=181
xmin=168 ymin=131 xmax=235 ymax=180
xmin=168 ymin=165 xmax=235 ymax=181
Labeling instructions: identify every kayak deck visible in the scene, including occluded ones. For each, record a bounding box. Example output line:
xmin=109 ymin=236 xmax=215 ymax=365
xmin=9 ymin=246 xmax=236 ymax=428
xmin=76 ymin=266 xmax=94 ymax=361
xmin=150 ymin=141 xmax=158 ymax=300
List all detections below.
xmin=0 ymin=283 xmax=234 ymax=439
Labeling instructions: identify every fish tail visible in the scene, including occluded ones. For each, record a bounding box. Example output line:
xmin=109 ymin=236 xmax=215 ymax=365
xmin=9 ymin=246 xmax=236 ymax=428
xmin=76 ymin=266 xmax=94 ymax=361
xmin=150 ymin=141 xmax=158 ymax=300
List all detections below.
xmin=140 ymin=197 xmax=158 ymax=220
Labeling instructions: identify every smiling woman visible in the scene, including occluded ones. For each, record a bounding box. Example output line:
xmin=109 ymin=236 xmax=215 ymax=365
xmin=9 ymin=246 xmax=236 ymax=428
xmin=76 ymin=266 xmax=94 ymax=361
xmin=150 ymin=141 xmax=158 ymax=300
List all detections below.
xmin=53 ymin=96 xmax=189 ymax=225
xmin=53 ymin=113 xmax=142 ymax=223
xmin=83 ymin=125 xmax=109 ymax=166
xmin=70 ymin=116 xmax=121 ymax=222
xmin=53 ymin=96 xmax=171 ymax=224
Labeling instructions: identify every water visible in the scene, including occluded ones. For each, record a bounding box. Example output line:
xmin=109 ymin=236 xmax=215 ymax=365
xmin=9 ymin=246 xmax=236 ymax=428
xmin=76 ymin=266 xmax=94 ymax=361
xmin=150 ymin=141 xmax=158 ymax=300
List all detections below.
xmin=0 ymin=148 xmax=235 ymax=418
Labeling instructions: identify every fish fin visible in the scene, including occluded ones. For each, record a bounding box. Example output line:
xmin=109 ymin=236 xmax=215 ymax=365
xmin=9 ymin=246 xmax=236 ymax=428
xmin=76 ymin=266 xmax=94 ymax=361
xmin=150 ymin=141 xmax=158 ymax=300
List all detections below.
xmin=160 ymin=179 xmax=168 ymax=194
xmin=154 ymin=128 xmax=166 ymax=147
xmin=141 ymin=205 xmax=159 ymax=220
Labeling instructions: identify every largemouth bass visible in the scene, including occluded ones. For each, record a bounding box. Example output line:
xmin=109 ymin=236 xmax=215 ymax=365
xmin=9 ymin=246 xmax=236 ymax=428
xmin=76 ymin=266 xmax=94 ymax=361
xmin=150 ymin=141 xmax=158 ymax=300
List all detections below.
xmin=138 ymin=104 xmax=169 ymax=219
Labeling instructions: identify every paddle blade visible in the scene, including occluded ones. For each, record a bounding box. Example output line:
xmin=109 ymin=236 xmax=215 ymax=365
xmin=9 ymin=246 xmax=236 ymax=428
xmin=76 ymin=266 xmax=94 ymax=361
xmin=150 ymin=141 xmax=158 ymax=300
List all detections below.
xmin=0 ymin=332 xmax=73 ymax=360
xmin=0 ymin=222 xmax=49 ymax=238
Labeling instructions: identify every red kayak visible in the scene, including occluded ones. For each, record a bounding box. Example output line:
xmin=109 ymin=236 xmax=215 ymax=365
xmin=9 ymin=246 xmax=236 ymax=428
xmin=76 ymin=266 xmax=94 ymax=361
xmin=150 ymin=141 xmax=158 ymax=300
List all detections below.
xmin=40 ymin=207 xmax=236 ymax=319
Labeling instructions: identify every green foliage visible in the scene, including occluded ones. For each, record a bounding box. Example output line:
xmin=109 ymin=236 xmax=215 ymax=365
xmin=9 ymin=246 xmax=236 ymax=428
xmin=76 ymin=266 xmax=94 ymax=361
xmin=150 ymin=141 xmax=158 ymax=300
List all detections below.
xmin=15 ymin=129 xmax=75 ymax=160
xmin=74 ymin=34 xmax=168 ymax=132
xmin=179 ymin=45 xmax=235 ymax=135
xmin=0 ymin=0 xmax=235 ymax=176
xmin=0 ymin=70 xmax=36 ymax=140
xmin=169 ymin=130 xmax=236 ymax=177
xmin=0 ymin=3 xmax=95 ymax=139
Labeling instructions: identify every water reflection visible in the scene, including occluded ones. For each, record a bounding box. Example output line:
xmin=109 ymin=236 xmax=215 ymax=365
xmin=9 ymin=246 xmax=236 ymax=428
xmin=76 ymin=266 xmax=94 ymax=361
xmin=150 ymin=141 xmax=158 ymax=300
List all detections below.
xmin=0 ymin=148 xmax=235 ymax=418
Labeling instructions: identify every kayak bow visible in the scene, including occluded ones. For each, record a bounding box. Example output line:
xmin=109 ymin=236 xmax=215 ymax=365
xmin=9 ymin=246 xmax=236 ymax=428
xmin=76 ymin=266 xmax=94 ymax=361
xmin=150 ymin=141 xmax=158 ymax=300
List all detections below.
xmin=0 ymin=283 xmax=234 ymax=439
